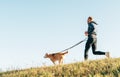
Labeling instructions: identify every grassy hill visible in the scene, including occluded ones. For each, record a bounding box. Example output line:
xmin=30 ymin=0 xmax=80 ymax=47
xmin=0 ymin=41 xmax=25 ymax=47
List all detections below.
xmin=0 ymin=58 xmax=120 ymax=77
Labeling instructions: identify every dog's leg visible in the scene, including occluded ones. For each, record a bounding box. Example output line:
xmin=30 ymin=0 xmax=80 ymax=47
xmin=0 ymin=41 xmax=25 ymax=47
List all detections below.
xmin=52 ymin=60 xmax=56 ymax=65
xmin=59 ymin=60 xmax=61 ymax=65
xmin=61 ymin=59 xmax=63 ymax=64
xmin=59 ymin=59 xmax=63 ymax=65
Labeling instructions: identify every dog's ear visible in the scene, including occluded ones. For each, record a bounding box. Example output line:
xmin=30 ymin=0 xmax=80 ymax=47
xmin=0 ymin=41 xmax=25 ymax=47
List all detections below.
xmin=46 ymin=53 xmax=48 ymax=55
xmin=44 ymin=53 xmax=48 ymax=58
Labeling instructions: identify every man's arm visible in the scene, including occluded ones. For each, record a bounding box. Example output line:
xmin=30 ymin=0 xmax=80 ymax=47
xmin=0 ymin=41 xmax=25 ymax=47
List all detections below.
xmin=92 ymin=21 xmax=98 ymax=25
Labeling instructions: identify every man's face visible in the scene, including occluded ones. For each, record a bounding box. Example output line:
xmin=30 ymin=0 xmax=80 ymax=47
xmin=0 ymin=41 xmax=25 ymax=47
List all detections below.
xmin=87 ymin=18 xmax=92 ymax=23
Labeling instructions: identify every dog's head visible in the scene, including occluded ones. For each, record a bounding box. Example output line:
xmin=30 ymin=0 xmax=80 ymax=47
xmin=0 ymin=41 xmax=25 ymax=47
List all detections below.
xmin=44 ymin=53 xmax=49 ymax=58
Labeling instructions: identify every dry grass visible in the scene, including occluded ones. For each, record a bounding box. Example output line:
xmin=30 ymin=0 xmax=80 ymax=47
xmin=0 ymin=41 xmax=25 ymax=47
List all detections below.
xmin=0 ymin=58 xmax=120 ymax=77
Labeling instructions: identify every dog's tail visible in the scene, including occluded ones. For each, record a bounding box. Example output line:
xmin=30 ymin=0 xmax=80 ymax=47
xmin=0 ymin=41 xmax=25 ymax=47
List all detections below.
xmin=62 ymin=51 xmax=68 ymax=55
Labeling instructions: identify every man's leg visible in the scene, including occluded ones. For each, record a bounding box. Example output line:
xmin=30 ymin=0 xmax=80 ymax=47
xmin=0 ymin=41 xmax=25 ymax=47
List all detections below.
xmin=84 ymin=38 xmax=93 ymax=60
xmin=92 ymin=42 xmax=110 ymax=58
xmin=92 ymin=38 xmax=105 ymax=55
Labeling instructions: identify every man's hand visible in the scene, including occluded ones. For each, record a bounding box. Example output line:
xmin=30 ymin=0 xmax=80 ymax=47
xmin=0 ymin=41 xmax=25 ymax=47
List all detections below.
xmin=84 ymin=31 xmax=88 ymax=36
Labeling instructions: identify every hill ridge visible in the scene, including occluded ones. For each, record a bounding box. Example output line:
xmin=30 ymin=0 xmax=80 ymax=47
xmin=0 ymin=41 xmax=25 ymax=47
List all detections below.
xmin=0 ymin=58 xmax=120 ymax=77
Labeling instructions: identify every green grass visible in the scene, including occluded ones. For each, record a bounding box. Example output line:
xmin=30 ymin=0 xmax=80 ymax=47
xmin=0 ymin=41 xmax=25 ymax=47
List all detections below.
xmin=1 ymin=58 xmax=120 ymax=77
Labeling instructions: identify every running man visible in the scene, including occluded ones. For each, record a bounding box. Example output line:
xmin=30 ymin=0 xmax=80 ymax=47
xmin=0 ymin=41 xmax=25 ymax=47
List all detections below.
xmin=84 ymin=16 xmax=110 ymax=60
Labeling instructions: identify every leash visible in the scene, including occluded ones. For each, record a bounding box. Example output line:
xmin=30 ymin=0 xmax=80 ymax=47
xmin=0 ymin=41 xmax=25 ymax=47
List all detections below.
xmin=60 ymin=38 xmax=87 ymax=52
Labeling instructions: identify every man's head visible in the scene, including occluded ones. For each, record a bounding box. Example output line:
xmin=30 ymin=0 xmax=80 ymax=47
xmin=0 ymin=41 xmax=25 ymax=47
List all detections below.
xmin=87 ymin=16 xmax=92 ymax=23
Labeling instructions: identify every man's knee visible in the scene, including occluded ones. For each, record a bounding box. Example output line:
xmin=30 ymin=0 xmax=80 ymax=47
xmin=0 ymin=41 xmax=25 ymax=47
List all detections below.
xmin=93 ymin=51 xmax=96 ymax=55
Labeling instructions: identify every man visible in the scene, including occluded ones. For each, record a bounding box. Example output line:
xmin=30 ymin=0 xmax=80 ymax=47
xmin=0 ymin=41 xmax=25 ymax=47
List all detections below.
xmin=84 ymin=16 xmax=110 ymax=60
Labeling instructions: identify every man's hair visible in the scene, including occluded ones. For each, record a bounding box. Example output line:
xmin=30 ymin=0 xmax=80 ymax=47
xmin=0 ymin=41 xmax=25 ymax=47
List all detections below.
xmin=88 ymin=16 xmax=92 ymax=20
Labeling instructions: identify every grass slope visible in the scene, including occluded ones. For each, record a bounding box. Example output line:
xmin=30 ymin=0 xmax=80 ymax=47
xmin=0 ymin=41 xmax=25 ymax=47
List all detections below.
xmin=0 ymin=58 xmax=120 ymax=77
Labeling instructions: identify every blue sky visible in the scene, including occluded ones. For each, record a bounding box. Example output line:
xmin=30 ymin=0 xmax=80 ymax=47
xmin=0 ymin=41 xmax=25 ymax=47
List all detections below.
xmin=0 ymin=0 xmax=120 ymax=71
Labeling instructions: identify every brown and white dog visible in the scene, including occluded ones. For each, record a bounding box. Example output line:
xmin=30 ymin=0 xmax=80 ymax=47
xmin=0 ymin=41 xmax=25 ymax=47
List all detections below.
xmin=44 ymin=51 xmax=68 ymax=65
